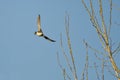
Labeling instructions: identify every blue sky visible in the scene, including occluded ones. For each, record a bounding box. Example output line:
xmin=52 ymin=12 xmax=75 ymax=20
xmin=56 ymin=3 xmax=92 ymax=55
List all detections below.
xmin=0 ymin=0 xmax=120 ymax=80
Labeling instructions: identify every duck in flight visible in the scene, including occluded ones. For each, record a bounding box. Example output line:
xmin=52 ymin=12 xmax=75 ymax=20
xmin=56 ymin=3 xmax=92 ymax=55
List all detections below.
xmin=34 ymin=15 xmax=56 ymax=42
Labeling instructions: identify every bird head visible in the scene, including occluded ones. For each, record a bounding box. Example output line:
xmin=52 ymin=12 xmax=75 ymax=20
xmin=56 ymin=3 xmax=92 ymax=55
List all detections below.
xmin=34 ymin=32 xmax=37 ymax=35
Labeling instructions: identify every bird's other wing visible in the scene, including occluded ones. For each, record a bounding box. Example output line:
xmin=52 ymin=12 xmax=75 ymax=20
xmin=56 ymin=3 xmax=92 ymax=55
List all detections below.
xmin=37 ymin=15 xmax=42 ymax=32
xmin=43 ymin=35 xmax=56 ymax=42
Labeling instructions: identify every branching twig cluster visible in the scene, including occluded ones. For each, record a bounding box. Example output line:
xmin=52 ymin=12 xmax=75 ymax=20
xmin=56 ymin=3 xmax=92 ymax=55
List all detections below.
xmin=57 ymin=13 xmax=78 ymax=80
xmin=82 ymin=0 xmax=120 ymax=79
xmin=57 ymin=0 xmax=120 ymax=80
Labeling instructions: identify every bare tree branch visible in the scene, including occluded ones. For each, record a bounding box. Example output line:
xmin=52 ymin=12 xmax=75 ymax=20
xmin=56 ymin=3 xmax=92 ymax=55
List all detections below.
xmin=65 ymin=13 xmax=78 ymax=80
xmin=83 ymin=40 xmax=89 ymax=80
xmin=57 ymin=52 xmax=72 ymax=80
xmin=60 ymin=34 xmax=73 ymax=74
xmin=82 ymin=0 xmax=120 ymax=79
xmin=94 ymin=63 xmax=101 ymax=80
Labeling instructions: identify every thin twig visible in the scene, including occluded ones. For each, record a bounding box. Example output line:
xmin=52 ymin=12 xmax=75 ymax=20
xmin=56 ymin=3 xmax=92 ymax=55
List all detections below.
xmin=108 ymin=0 xmax=112 ymax=36
xmin=60 ymin=34 xmax=73 ymax=75
xmin=101 ymin=58 xmax=105 ymax=80
xmin=65 ymin=13 xmax=78 ymax=80
xmin=94 ymin=63 xmax=101 ymax=80
xmin=57 ymin=52 xmax=71 ymax=80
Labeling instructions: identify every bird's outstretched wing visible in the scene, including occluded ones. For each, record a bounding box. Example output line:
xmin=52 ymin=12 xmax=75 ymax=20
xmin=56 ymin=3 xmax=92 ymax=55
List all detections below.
xmin=37 ymin=15 xmax=42 ymax=32
xmin=43 ymin=35 xmax=56 ymax=42
xmin=37 ymin=15 xmax=56 ymax=42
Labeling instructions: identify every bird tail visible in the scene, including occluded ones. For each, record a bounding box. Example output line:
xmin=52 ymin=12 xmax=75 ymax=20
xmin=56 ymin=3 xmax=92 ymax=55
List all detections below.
xmin=43 ymin=35 xmax=56 ymax=42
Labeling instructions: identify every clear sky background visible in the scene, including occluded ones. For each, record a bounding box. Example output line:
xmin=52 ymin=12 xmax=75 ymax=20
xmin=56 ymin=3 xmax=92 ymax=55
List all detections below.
xmin=0 ymin=0 xmax=120 ymax=80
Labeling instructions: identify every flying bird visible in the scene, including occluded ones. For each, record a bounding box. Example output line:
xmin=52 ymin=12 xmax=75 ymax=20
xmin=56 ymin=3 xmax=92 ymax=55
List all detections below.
xmin=34 ymin=15 xmax=56 ymax=42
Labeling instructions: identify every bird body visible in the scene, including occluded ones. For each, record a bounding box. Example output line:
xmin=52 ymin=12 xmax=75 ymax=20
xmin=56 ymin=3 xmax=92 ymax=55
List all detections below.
xmin=35 ymin=31 xmax=43 ymax=36
xmin=34 ymin=15 xmax=56 ymax=42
